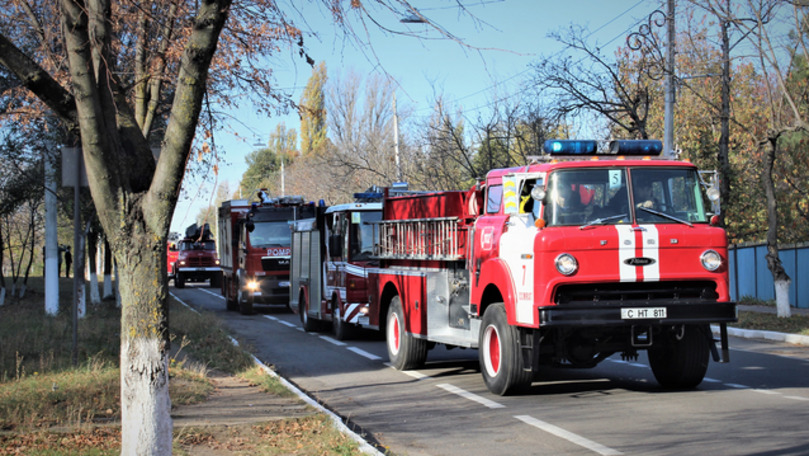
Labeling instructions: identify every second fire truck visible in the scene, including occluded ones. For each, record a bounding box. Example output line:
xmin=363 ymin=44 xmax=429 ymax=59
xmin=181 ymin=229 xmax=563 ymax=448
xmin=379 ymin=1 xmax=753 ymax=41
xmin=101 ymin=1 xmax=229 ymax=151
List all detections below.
xmin=368 ymin=140 xmax=737 ymax=395
xmin=218 ymin=193 xmax=316 ymax=314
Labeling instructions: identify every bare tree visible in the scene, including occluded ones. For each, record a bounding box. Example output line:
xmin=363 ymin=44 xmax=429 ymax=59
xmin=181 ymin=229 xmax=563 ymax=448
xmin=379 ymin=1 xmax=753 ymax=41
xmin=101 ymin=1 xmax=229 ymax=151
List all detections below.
xmin=529 ymin=24 xmax=661 ymax=139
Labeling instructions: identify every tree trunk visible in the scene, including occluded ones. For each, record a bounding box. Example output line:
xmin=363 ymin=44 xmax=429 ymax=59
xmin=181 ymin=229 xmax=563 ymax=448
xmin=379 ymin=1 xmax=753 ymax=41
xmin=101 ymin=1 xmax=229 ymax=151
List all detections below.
xmin=761 ymin=137 xmax=791 ymax=318
xmin=115 ymin=231 xmax=172 ymax=455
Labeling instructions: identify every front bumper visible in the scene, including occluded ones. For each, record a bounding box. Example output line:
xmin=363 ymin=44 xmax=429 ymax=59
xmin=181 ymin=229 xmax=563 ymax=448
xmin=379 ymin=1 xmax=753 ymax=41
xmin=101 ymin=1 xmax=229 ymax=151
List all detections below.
xmin=539 ymin=301 xmax=737 ymax=327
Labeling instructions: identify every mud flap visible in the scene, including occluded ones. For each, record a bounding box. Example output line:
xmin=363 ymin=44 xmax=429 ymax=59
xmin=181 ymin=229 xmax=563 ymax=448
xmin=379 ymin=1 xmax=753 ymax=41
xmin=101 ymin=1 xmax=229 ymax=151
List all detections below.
xmin=709 ymin=323 xmax=731 ymax=363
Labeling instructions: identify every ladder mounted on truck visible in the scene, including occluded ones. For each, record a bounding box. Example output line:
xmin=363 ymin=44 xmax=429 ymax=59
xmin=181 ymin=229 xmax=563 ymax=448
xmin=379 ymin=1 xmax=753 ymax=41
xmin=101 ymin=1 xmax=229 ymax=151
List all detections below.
xmin=374 ymin=217 xmax=464 ymax=261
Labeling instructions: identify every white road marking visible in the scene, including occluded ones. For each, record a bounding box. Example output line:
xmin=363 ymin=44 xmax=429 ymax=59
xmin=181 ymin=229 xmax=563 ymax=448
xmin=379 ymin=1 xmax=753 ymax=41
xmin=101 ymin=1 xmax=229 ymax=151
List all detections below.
xmin=320 ymin=335 xmax=347 ymax=346
xmin=515 ymin=415 xmax=623 ymax=456
xmin=347 ymin=347 xmax=383 ymax=360
xmin=436 ymin=383 xmax=505 ymax=409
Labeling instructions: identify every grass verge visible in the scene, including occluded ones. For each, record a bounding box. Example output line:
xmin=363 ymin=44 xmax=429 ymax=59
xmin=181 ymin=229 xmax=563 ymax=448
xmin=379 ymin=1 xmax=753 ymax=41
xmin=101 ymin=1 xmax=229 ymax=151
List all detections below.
xmin=0 ymin=277 xmax=363 ymax=455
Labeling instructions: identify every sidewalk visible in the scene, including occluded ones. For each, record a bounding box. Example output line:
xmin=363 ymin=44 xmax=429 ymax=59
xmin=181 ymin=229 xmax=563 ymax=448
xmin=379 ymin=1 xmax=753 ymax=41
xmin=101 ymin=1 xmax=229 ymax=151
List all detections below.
xmin=716 ymin=305 xmax=809 ymax=347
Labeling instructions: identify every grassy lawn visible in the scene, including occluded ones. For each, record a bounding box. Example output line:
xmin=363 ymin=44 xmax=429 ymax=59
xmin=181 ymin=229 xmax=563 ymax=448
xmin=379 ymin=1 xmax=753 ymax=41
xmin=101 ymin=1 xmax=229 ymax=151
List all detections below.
xmin=0 ymin=277 xmax=364 ymax=455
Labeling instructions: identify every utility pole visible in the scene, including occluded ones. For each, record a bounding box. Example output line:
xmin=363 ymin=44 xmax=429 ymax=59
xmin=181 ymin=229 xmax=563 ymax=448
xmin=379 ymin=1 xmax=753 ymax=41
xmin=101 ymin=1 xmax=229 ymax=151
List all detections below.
xmin=393 ymin=91 xmax=402 ymax=183
xmin=663 ymin=0 xmax=676 ymax=159
xmin=719 ymin=0 xmax=731 ymax=216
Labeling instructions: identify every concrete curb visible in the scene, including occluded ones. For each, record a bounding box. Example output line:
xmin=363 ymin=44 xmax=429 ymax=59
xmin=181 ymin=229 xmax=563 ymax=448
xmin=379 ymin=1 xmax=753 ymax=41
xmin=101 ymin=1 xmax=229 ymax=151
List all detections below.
xmin=173 ymin=293 xmax=384 ymax=455
xmin=712 ymin=325 xmax=809 ymax=347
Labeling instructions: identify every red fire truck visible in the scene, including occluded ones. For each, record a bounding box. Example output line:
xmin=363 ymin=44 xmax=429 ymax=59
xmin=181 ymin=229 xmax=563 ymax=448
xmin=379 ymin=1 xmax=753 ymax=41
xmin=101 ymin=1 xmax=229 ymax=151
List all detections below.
xmin=172 ymin=223 xmax=222 ymax=288
xmin=218 ymin=193 xmax=316 ymax=314
xmin=289 ymin=191 xmax=384 ymax=339
xmin=368 ymin=139 xmax=737 ymax=395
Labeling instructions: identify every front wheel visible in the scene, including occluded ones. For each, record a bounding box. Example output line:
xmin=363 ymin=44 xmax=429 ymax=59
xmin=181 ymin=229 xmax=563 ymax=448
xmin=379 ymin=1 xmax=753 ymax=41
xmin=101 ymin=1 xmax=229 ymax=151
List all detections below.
xmin=479 ymin=303 xmax=532 ymax=396
xmin=332 ymin=299 xmax=355 ymax=341
xmin=386 ymin=296 xmax=427 ymax=370
xmin=175 ymin=271 xmax=185 ymax=288
xmin=648 ymin=324 xmax=710 ymax=389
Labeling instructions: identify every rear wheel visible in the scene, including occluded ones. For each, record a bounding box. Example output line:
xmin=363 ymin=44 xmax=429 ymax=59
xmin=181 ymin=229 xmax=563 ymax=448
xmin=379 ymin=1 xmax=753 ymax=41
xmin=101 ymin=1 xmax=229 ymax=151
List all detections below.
xmin=300 ymin=290 xmax=321 ymax=332
xmin=648 ymin=324 xmax=710 ymax=389
xmin=224 ymin=277 xmax=238 ymax=311
xmin=479 ymin=303 xmax=532 ymax=396
xmin=237 ymin=272 xmax=253 ymax=315
xmin=210 ymin=272 xmax=222 ymax=288
xmin=386 ymin=296 xmax=427 ymax=370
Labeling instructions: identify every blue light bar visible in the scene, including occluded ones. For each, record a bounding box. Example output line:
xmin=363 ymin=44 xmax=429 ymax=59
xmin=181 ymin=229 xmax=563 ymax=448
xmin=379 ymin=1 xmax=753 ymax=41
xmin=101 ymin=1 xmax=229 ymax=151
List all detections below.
xmin=608 ymin=140 xmax=663 ymax=155
xmin=353 ymin=192 xmax=384 ymax=202
xmin=543 ymin=140 xmax=598 ymax=155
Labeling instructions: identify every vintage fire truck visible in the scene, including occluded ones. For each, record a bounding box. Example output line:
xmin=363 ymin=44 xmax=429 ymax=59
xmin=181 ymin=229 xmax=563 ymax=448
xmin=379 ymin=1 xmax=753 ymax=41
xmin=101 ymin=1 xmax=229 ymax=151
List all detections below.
xmin=289 ymin=191 xmax=385 ymax=339
xmin=218 ymin=193 xmax=316 ymax=314
xmin=368 ymin=139 xmax=737 ymax=395
xmin=172 ymin=223 xmax=222 ymax=288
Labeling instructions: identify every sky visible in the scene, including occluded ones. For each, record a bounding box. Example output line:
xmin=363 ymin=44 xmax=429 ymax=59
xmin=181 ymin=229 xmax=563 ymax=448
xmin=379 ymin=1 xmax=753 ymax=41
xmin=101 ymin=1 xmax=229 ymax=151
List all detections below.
xmin=170 ymin=0 xmax=665 ymax=234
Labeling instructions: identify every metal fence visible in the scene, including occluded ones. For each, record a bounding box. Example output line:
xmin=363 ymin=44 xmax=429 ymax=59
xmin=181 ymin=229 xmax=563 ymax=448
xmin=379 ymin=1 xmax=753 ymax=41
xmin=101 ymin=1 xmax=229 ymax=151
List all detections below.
xmin=729 ymin=242 xmax=809 ymax=309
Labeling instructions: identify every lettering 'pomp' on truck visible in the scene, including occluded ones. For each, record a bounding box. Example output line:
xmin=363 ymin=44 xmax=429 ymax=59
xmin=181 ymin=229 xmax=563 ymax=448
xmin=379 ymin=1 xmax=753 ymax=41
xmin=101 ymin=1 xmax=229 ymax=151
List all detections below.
xmin=363 ymin=139 xmax=736 ymax=396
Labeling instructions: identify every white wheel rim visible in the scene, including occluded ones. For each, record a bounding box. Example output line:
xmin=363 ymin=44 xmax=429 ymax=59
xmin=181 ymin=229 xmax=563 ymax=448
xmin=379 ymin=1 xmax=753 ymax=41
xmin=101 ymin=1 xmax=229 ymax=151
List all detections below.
xmin=482 ymin=324 xmax=501 ymax=377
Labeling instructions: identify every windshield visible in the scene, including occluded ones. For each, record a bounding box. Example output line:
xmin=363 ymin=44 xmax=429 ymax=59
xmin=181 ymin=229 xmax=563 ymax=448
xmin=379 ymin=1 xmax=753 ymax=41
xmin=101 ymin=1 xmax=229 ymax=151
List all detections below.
xmin=630 ymin=168 xmax=709 ymax=224
xmin=543 ymin=167 xmax=709 ymax=227
xmin=350 ymin=211 xmax=382 ymax=261
xmin=249 ymin=221 xmax=291 ymax=248
xmin=179 ymin=240 xmax=216 ymax=251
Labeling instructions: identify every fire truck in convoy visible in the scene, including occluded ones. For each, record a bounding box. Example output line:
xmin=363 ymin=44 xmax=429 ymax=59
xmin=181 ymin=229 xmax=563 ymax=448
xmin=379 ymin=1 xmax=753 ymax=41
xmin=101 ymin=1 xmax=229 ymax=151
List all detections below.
xmin=172 ymin=224 xmax=222 ymax=288
xmin=218 ymin=193 xmax=316 ymax=315
xmin=368 ymin=139 xmax=737 ymax=395
xmin=289 ymin=189 xmax=391 ymax=339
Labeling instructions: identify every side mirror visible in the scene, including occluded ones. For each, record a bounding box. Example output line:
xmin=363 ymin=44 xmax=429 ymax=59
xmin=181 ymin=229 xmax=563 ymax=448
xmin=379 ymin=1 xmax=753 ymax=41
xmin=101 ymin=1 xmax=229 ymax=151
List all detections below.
xmin=706 ymin=186 xmax=721 ymax=214
xmin=530 ymin=186 xmax=547 ymax=203
xmin=246 ymin=220 xmax=255 ymax=233
xmin=328 ymin=233 xmax=343 ymax=257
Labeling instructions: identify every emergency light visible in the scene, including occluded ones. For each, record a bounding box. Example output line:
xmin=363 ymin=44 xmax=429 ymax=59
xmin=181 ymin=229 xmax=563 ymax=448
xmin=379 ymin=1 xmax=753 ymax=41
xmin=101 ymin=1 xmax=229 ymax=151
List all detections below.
xmin=608 ymin=140 xmax=663 ymax=156
xmin=543 ymin=140 xmax=597 ymax=155
xmin=543 ymin=139 xmax=664 ymax=156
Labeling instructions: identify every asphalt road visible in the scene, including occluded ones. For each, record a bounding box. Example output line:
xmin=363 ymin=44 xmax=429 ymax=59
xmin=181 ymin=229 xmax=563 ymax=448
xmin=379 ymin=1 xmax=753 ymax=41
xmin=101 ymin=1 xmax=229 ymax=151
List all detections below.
xmin=172 ymin=284 xmax=809 ymax=456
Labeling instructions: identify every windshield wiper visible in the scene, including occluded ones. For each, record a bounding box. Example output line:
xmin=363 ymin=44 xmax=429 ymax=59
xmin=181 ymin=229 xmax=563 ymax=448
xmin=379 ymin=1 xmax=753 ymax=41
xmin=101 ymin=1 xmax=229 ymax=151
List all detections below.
xmin=579 ymin=213 xmax=628 ymax=230
xmin=636 ymin=207 xmax=693 ymax=226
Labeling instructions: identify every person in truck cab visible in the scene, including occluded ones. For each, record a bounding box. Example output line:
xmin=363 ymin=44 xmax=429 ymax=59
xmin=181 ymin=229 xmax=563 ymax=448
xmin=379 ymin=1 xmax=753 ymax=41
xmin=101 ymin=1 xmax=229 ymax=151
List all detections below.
xmin=634 ymin=177 xmax=661 ymax=210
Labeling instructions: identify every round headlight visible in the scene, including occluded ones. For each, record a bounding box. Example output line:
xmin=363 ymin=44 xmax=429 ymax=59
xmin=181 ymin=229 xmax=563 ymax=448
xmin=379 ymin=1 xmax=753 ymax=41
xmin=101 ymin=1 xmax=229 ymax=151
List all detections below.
xmin=555 ymin=253 xmax=578 ymax=276
xmin=700 ymin=250 xmax=722 ymax=271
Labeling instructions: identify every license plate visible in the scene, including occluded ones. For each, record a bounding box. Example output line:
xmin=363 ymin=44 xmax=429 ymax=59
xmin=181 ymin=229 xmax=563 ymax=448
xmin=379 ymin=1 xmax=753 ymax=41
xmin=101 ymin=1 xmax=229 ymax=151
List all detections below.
xmin=278 ymin=281 xmax=290 ymax=288
xmin=621 ymin=307 xmax=667 ymax=319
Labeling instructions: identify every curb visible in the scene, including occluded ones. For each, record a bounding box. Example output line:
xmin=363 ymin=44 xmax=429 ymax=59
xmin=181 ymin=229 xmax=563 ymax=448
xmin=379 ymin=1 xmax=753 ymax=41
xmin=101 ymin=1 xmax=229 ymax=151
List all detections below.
xmin=712 ymin=325 xmax=809 ymax=347
xmin=239 ymin=341 xmax=384 ymax=456
xmin=173 ymin=293 xmax=384 ymax=455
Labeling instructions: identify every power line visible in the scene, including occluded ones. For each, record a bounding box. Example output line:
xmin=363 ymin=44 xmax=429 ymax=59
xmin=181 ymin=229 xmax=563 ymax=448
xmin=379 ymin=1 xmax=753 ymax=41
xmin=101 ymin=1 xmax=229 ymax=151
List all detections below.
xmin=423 ymin=0 xmax=652 ymax=117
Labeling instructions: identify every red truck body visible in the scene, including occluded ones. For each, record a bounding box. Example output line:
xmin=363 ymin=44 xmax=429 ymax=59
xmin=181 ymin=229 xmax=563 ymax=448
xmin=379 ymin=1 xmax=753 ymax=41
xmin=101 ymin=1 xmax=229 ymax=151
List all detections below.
xmin=218 ymin=194 xmax=316 ymax=314
xmin=289 ymin=194 xmax=383 ymax=339
xmin=172 ymin=224 xmax=222 ymax=288
xmin=369 ymin=140 xmax=737 ymax=395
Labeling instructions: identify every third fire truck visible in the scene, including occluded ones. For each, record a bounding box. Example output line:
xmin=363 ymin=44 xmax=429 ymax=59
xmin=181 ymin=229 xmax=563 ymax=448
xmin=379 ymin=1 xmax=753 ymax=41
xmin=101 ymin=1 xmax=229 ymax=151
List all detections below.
xmin=218 ymin=193 xmax=316 ymax=314
xmin=368 ymin=139 xmax=737 ymax=395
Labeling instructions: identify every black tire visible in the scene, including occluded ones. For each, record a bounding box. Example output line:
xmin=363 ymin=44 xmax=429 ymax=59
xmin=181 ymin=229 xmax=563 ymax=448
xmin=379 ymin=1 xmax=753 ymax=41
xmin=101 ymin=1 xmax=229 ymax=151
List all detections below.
xmin=332 ymin=300 xmax=355 ymax=341
xmin=648 ymin=324 xmax=710 ymax=389
xmin=300 ymin=290 xmax=321 ymax=332
xmin=210 ymin=272 xmax=222 ymax=288
xmin=224 ymin=278 xmax=238 ymax=312
xmin=479 ymin=303 xmax=532 ymax=396
xmin=175 ymin=272 xmax=185 ymax=289
xmin=386 ymin=296 xmax=427 ymax=370
xmin=237 ymin=274 xmax=253 ymax=315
